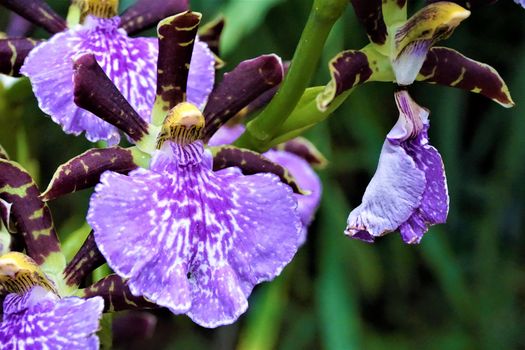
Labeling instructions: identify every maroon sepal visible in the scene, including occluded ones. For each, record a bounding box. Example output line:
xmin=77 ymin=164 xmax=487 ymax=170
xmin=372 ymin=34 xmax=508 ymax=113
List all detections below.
xmin=0 ymin=0 xmax=66 ymax=34
xmin=425 ymin=0 xmax=497 ymax=9
xmin=73 ymin=53 xmax=149 ymax=141
xmin=64 ymin=231 xmax=105 ymax=287
xmin=203 ymin=55 xmax=284 ymax=142
xmin=113 ymin=312 xmax=157 ymax=347
xmin=0 ymin=38 xmax=41 ymax=77
xmin=350 ymin=0 xmax=387 ymax=45
xmin=0 ymin=159 xmax=61 ymax=265
xmin=212 ymin=146 xmax=305 ymax=194
xmin=41 ymin=147 xmax=137 ymax=202
xmin=83 ymin=274 xmax=157 ymax=312
xmin=419 ymin=47 xmax=513 ymax=107
xmin=119 ymin=0 xmax=189 ymax=35
xmin=155 ymin=11 xmax=201 ymax=113
xmin=198 ymin=17 xmax=225 ymax=56
xmin=275 ymin=137 xmax=328 ymax=168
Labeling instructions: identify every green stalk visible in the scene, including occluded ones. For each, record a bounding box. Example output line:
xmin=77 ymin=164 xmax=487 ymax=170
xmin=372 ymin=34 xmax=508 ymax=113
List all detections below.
xmin=234 ymin=0 xmax=347 ymax=151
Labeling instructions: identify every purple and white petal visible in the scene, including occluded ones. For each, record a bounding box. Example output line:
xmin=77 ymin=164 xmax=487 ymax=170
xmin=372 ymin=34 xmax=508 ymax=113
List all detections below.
xmin=21 ymin=16 xmax=157 ymax=145
xmin=88 ymin=141 xmax=301 ymax=328
xmin=514 ymin=0 xmax=525 ymax=8
xmin=0 ymin=286 xmax=104 ymax=349
xmin=346 ymin=91 xmax=448 ymax=243
xmin=187 ymin=39 xmax=216 ymax=110
xmin=263 ymin=150 xmax=322 ymax=244
xmin=208 ymin=124 xmax=246 ymax=146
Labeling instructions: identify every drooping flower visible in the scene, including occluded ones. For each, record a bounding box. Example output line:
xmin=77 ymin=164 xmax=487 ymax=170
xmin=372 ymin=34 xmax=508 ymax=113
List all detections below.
xmin=346 ymin=90 xmax=448 ymax=244
xmin=210 ymin=126 xmax=323 ymax=245
xmin=0 ymin=0 xmax=215 ymax=144
xmin=67 ymin=12 xmax=303 ymax=327
xmin=0 ymin=252 xmax=104 ymax=350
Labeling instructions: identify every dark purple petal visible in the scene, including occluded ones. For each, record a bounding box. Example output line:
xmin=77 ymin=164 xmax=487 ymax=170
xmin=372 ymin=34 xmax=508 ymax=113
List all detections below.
xmin=350 ymin=0 xmax=387 ymax=45
xmin=212 ymin=146 xmax=305 ymax=194
xmin=153 ymin=11 xmax=202 ymax=115
xmin=419 ymin=47 xmax=514 ymax=107
xmin=88 ymin=141 xmax=302 ymax=327
xmin=198 ymin=17 xmax=225 ymax=56
xmin=0 ymin=0 xmax=66 ymax=34
xmin=83 ymin=274 xmax=157 ymax=312
xmin=392 ymin=2 xmax=470 ymax=85
xmin=41 ymin=147 xmax=138 ymax=202
xmin=0 ymin=160 xmax=61 ymax=265
xmin=426 ymin=0 xmax=497 ymax=9
xmin=20 ymin=17 xmax=158 ymax=144
xmin=203 ymin=55 xmax=284 ymax=141
xmin=346 ymin=91 xmax=448 ymax=244
xmin=0 ymin=286 xmax=103 ymax=349
xmin=6 ymin=13 xmax=34 ymax=37
xmin=275 ymin=137 xmax=328 ymax=167
xmin=73 ymin=53 xmax=149 ymax=142
xmin=0 ymin=38 xmax=40 ymax=77
xmin=119 ymin=0 xmax=189 ymax=35
xmin=63 ymin=232 xmax=105 ymax=287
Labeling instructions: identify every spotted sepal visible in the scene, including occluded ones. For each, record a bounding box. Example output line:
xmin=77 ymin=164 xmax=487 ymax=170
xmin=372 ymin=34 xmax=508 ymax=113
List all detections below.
xmin=152 ymin=12 xmax=202 ymax=121
xmin=317 ymin=47 xmax=391 ymax=111
xmin=41 ymin=147 xmax=138 ymax=202
xmin=73 ymin=53 xmax=149 ymax=142
xmin=350 ymin=0 xmax=388 ymax=45
xmin=210 ymin=146 xmax=306 ymax=194
xmin=418 ymin=47 xmax=514 ymax=107
xmin=119 ymin=0 xmax=189 ymax=35
xmin=0 ymin=252 xmax=57 ymax=295
xmin=203 ymin=54 xmax=284 ymax=141
xmin=425 ymin=0 xmax=497 ymax=10
xmin=0 ymin=38 xmax=40 ymax=77
xmin=63 ymin=232 xmax=105 ymax=287
xmin=82 ymin=274 xmax=157 ymax=312
xmin=0 ymin=159 xmax=61 ymax=266
xmin=275 ymin=137 xmax=328 ymax=168
xmin=198 ymin=16 xmax=225 ymax=56
xmin=0 ymin=0 xmax=66 ymax=34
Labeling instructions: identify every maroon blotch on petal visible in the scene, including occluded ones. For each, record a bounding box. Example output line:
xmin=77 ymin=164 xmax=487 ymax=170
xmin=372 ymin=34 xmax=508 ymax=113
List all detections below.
xmin=0 ymin=38 xmax=40 ymax=77
xmin=350 ymin=0 xmax=387 ymax=45
xmin=203 ymin=55 xmax=284 ymax=141
xmin=212 ymin=146 xmax=304 ymax=194
xmin=83 ymin=274 xmax=157 ymax=312
xmin=0 ymin=159 xmax=61 ymax=265
xmin=64 ymin=231 xmax=105 ymax=287
xmin=155 ymin=12 xmax=201 ymax=112
xmin=119 ymin=0 xmax=189 ymax=35
xmin=0 ymin=0 xmax=66 ymax=34
xmin=41 ymin=147 xmax=138 ymax=202
xmin=419 ymin=47 xmax=514 ymax=107
xmin=198 ymin=17 xmax=225 ymax=56
xmin=73 ymin=53 xmax=149 ymax=141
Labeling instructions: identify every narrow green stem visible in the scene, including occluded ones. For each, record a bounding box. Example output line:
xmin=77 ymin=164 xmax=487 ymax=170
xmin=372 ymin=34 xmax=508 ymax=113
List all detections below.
xmin=234 ymin=0 xmax=347 ymax=152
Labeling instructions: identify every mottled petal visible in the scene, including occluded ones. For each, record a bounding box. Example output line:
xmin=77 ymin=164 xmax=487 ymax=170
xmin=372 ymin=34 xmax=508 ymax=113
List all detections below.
xmin=0 ymin=38 xmax=40 ymax=77
xmin=418 ymin=47 xmax=514 ymax=107
xmin=392 ymin=2 xmax=470 ymax=85
xmin=20 ymin=17 xmax=157 ymax=144
xmin=88 ymin=141 xmax=301 ymax=327
xmin=346 ymin=91 xmax=448 ymax=243
xmin=63 ymin=232 xmax=105 ymax=287
xmin=0 ymin=0 xmax=66 ymax=34
xmin=0 ymin=286 xmax=103 ymax=349
xmin=119 ymin=0 xmax=189 ymax=35
xmin=350 ymin=0 xmax=388 ymax=45
xmin=263 ymin=150 xmax=322 ymax=244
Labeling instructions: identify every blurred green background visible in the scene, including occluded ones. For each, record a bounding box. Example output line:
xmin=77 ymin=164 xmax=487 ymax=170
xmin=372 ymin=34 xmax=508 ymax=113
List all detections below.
xmin=1 ymin=0 xmax=524 ymax=349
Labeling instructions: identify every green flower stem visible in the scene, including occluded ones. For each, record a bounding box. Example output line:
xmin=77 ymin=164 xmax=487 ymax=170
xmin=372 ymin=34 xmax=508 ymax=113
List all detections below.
xmin=234 ymin=0 xmax=348 ymax=152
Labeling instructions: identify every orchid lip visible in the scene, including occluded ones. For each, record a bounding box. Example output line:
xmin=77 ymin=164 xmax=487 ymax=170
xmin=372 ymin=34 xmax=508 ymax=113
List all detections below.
xmin=156 ymin=102 xmax=205 ymax=149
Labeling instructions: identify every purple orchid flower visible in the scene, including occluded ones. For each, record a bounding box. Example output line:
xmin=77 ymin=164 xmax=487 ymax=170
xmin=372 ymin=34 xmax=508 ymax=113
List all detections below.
xmin=0 ymin=0 xmax=215 ymax=145
xmin=346 ymin=90 xmax=448 ymax=244
xmin=64 ymin=12 xmax=303 ymax=327
xmin=0 ymin=286 xmax=104 ymax=349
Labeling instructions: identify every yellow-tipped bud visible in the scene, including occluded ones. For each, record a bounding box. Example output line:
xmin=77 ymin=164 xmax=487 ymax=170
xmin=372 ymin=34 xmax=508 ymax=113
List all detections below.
xmin=156 ymin=102 xmax=205 ymax=149
xmin=0 ymin=252 xmax=57 ymax=295
xmin=75 ymin=0 xmax=119 ymax=21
